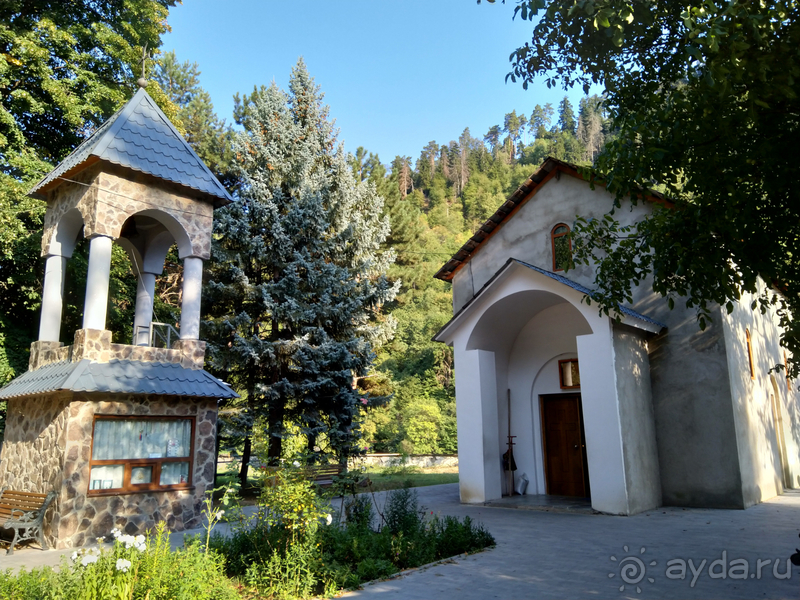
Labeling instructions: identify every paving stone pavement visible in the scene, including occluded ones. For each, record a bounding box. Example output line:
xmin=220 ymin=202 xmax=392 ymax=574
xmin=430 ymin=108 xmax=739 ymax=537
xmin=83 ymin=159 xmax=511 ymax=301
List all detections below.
xmin=344 ymin=484 xmax=800 ymax=600
xmin=2 ymin=484 xmax=800 ymax=599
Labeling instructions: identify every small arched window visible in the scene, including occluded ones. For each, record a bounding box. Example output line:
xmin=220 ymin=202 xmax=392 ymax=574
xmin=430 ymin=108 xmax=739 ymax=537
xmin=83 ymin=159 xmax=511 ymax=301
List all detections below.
xmin=746 ymin=329 xmax=755 ymax=380
xmin=551 ymin=224 xmax=572 ymax=272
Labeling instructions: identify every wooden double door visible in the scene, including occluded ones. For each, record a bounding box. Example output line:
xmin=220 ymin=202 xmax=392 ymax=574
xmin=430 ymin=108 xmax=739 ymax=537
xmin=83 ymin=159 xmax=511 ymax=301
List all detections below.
xmin=540 ymin=394 xmax=590 ymax=498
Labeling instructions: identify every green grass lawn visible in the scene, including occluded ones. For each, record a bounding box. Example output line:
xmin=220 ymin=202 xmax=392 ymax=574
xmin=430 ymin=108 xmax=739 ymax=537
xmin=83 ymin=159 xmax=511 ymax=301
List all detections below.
xmin=214 ymin=460 xmax=459 ymax=499
xmin=361 ymin=466 xmax=458 ymax=493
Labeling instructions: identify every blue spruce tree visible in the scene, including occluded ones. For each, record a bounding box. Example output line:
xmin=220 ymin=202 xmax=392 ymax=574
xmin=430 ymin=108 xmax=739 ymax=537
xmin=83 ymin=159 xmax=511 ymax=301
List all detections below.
xmin=204 ymin=60 xmax=398 ymax=483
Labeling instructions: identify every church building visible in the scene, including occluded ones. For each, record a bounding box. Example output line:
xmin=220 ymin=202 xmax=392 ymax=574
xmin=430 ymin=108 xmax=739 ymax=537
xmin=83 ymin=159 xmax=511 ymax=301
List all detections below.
xmin=433 ymin=158 xmax=800 ymax=515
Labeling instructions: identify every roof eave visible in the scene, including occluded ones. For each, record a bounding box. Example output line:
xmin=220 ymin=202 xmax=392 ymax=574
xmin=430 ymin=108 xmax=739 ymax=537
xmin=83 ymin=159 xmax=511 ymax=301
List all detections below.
xmin=31 ymin=158 xmax=232 ymax=207
xmin=432 ymin=258 xmax=667 ymax=343
xmin=433 ymin=157 xmax=672 ymax=283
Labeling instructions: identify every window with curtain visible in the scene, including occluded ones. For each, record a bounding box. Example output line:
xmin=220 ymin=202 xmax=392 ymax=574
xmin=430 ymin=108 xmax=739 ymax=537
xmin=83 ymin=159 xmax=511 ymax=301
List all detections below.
xmin=89 ymin=417 xmax=194 ymax=493
xmin=551 ymin=224 xmax=572 ymax=272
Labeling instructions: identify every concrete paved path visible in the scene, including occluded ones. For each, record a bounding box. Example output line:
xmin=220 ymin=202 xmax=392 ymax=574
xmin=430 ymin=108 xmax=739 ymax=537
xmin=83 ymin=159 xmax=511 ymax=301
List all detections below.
xmin=344 ymin=484 xmax=800 ymax=600
xmin=3 ymin=484 xmax=800 ymax=599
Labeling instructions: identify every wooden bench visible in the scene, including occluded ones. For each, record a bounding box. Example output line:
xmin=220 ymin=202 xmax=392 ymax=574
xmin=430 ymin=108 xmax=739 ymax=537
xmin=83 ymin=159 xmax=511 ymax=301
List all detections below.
xmin=262 ymin=464 xmax=346 ymax=489
xmin=306 ymin=464 xmax=345 ymax=488
xmin=0 ymin=489 xmax=56 ymax=554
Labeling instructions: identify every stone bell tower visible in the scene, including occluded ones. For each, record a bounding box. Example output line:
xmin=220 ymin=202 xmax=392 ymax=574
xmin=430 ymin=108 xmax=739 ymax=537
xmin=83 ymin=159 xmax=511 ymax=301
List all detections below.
xmin=0 ymin=87 xmax=237 ymax=548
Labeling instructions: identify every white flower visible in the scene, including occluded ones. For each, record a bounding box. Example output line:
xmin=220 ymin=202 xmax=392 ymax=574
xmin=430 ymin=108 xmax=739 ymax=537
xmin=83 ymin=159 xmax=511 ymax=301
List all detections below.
xmin=115 ymin=558 xmax=132 ymax=573
xmin=115 ymin=534 xmax=139 ymax=549
xmin=292 ymin=461 xmax=301 ymax=467
xmin=325 ymin=514 xmax=333 ymax=526
xmin=70 ymin=551 xmax=78 ymax=561
xmin=135 ymin=542 xmax=146 ymax=553
xmin=111 ymin=528 xmax=121 ymax=538
xmin=81 ymin=554 xmax=98 ymax=566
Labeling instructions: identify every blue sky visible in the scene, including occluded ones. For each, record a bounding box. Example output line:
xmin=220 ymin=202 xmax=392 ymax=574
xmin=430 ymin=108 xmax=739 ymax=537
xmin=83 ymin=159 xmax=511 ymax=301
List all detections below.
xmin=163 ymin=0 xmax=600 ymax=164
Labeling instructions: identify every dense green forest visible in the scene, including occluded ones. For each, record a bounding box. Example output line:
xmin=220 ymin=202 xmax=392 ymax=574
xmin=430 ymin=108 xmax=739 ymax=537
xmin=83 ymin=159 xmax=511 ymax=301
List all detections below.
xmin=348 ymin=94 xmax=613 ymax=455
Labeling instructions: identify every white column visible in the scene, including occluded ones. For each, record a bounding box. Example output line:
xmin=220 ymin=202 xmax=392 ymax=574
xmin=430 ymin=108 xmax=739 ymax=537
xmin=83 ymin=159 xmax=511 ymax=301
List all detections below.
xmin=38 ymin=254 xmax=67 ymax=342
xmin=82 ymin=235 xmax=113 ymax=331
xmin=132 ymin=272 xmax=157 ymax=345
xmin=180 ymin=256 xmax=203 ymax=340
xmin=454 ymin=347 xmax=502 ymax=503
xmin=576 ymin=321 xmax=630 ymax=515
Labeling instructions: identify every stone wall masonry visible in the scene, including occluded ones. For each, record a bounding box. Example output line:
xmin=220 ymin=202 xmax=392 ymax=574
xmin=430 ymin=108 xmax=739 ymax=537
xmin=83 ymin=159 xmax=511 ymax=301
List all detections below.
xmin=0 ymin=392 xmax=217 ymax=549
xmin=0 ymin=394 xmax=71 ymax=548
xmin=353 ymin=454 xmax=459 ymax=468
xmin=42 ymin=163 xmax=213 ymax=260
xmin=29 ymin=331 xmax=206 ymax=371
xmin=29 ymin=341 xmax=71 ymax=371
xmin=59 ymin=393 xmax=217 ymax=549
xmin=95 ymin=168 xmax=213 ymax=259
xmin=41 ymin=164 xmax=101 ymax=257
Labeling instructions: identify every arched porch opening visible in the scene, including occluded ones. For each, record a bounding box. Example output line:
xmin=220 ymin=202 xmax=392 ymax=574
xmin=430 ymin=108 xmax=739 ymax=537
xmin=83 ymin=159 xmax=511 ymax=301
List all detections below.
xmin=117 ymin=210 xmax=198 ymax=346
xmin=439 ymin=260 xmax=663 ymax=514
xmin=467 ymin=291 xmax=594 ymax=499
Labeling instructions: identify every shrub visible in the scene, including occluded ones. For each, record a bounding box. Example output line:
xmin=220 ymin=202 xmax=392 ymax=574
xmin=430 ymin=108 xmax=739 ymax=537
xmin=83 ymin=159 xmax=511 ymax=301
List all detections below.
xmin=317 ymin=485 xmax=495 ymax=590
xmin=209 ymin=463 xmax=495 ymax=598
xmin=210 ymin=461 xmax=335 ymax=598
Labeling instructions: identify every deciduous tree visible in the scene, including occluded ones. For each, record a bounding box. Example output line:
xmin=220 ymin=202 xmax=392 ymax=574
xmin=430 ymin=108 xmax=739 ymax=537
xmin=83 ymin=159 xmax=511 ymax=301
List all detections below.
xmin=496 ymin=0 xmax=800 ymax=374
xmin=0 ymin=0 xmax=177 ymax=382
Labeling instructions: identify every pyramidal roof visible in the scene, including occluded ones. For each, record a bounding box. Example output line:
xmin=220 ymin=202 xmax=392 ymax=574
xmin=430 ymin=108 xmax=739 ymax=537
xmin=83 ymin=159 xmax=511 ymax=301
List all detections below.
xmin=30 ymin=87 xmax=232 ymax=206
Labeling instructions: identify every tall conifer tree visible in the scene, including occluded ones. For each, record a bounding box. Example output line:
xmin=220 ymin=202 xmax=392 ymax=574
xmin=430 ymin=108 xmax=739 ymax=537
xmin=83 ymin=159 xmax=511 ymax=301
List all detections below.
xmin=204 ymin=60 xmax=398 ymax=481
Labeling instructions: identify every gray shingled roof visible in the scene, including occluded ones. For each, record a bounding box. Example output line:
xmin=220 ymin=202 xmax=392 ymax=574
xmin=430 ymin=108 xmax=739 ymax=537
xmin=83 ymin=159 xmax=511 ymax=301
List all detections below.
xmin=433 ymin=258 xmax=666 ymax=342
xmin=512 ymin=259 xmax=667 ymax=330
xmin=29 ymin=88 xmax=232 ymax=206
xmin=0 ymin=359 xmax=238 ymax=400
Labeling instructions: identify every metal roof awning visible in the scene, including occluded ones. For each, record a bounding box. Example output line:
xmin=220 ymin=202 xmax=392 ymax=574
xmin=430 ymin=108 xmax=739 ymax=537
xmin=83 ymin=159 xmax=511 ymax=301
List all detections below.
xmin=0 ymin=359 xmax=239 ymax=400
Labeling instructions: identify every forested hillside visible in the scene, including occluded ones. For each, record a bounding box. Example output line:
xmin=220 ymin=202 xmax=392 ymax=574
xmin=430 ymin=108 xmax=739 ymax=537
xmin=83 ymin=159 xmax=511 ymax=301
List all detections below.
xmin=353 ymin=95 xmax=613 ymax=455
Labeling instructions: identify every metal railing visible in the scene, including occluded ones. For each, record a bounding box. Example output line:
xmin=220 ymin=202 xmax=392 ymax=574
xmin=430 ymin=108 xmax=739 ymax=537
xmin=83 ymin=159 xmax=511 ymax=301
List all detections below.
xmin=134 ymin=322 xmax=180 ymax=348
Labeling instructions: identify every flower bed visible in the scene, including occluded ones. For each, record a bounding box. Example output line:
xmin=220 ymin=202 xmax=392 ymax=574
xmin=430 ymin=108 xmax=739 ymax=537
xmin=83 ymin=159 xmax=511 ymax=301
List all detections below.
xmin=0 ymin=523 xmax=238 ymax=600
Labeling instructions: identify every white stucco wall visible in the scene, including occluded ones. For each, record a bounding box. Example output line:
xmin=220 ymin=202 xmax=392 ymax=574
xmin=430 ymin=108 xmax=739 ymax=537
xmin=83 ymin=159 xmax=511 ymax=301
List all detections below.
xmin=442 ymin=165 xmax=800 ymax=511
xmin=722 ymin=281 xmax=800 ymax=506
xmin=612 ymin=324 xmax=662 ymax=513
xmin=452 ymin=174 xmax=653 ymax=313
xmin=442 ymin=262 xmax=661 ymax=514
xmin=452 ymin=345 xmax=502 ymax=504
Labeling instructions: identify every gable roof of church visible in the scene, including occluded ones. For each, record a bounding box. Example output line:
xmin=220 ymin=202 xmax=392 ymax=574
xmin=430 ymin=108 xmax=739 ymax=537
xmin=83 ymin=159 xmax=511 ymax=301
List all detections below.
xmin=29 ymin=88 xmax=232 ymax=207
xmin=433 ymin=157 xmax=669 ymax=282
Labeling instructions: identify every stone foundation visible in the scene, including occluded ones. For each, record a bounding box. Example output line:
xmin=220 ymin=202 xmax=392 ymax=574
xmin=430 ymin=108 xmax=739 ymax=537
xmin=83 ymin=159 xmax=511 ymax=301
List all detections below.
xmin=0 ymin=392 xmax=217 ymax=549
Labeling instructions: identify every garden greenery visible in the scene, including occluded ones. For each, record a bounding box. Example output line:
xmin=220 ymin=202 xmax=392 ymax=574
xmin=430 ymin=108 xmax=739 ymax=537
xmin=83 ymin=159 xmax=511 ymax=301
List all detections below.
xmin=210 ymin=461 xmax=495 ymax=597
xmin=0 ymin=462 xmax=493 ymax=599
xmin=0 ymin=523 xmax=238 ymax=600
